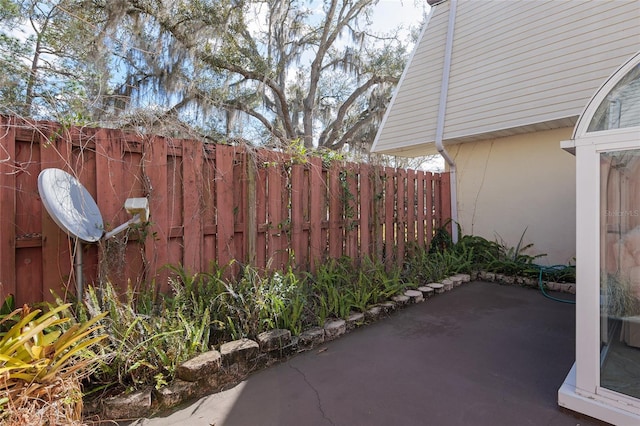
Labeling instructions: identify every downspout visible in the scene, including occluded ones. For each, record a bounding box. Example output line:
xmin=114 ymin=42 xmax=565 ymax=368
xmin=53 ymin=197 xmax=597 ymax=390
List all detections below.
xmin=435 ymin=0 xmax=459 ymax=243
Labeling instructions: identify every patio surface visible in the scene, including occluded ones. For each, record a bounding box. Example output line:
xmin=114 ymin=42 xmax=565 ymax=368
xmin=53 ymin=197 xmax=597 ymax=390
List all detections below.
xmin=129 ymin=281 xmax=606 ymax=426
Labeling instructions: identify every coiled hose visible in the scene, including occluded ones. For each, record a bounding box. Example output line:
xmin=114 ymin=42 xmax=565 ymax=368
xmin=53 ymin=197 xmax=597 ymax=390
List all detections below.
xmin=534 ymin=264 xmax=576 ymax=305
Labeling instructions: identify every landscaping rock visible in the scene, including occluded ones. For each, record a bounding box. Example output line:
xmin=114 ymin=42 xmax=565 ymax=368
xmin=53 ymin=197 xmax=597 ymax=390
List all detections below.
xmin=523 ymin=277 xmax=538 ymax=287
xmin=102 ymin=388 xmax=152 ymax=420
xmin=365 ymin=305 xmax=383 ymax=321
xmin=427 ymin=283 xmax=445 ymax=294
xmin=479 ymin=271 xmax=496 ymax=282
xmin=391 ymin=294 xmax=410 ymax=305
xmin=404 ymin=289 xmax=424 ymax=303
xmin=299 ymin=327 xmax=325 ymax=348
xmin=449 ymin=276 xmax=463 ymax=287
xmin=220 ymin=338 xmax=260 ymax=378
xmin=455 ymin=273 xmax=471 ymax=283
xmin=498 ymin=274 xmax=516 ymax=285
xmin=346 ymin=312 xmax=365 ymax=330
xmin=324 ymin=319 xmax=346 ymax=341
xmin=156 ymin=379 xmax=198 ymax=409
xmin=257 ymin=329 xmax=292 ymax=353
xmin=176 ymin=350 xmax=221 ymax=382
xmin=441 ymin=279 xmax=453 ymax=291
xmin=417 ymin=286 xmax=435 ymax=298
xmin=221 ymin=338 xmax=259 ymax=362
xmin=379 ymin=301 xmax=397 ymax=314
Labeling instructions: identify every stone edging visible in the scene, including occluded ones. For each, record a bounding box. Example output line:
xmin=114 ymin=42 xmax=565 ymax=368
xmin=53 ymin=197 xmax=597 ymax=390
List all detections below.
xmin=474 ymin=271 xmax=576 ymax=294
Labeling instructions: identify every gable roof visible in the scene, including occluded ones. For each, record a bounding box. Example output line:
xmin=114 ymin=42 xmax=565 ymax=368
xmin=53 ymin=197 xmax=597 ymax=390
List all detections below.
xmin=372 ymin=0 xmax=640 ymax=156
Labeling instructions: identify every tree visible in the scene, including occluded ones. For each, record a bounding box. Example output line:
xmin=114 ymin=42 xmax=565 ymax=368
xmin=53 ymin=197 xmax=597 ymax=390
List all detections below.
xmin=93 ymin=0 xmax=416 ymax=151
xmin=1 ymin=1 xmax=423 ymax=154
xmin=0 ymin=0 xmax=109 ymax=119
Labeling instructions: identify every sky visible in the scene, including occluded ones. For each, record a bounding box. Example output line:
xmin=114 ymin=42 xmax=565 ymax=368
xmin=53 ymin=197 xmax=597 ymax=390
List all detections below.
xmin=371 ymin=0 xmax=430 ymax=36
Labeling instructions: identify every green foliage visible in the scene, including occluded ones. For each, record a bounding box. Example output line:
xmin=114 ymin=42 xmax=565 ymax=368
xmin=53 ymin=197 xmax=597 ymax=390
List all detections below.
xmin=0 ymin=303 xmax=106 ymax=423
xmin=311 ymin=256 xmax=406 ymax=321
xmin=79 ymin=280 xmax=211 ymax=392
xmin=404 ymin=239 xmax=473 ymax=286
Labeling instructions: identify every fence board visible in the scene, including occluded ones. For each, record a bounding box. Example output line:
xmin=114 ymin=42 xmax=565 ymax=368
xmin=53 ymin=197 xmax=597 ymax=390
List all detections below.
xmin=372 ymin=167 xmax=385 ymax=263
xmin=407 ymin=169 xmax=416 ymax=247
xmin=216 ymin=144 xmax=235 ymax=269
xmin=360 ymin=164 xmax=371 ymax=259
xmin=440 ymin=171 xmax=452 ymax=232
xmin=416 ymin=171 xmax=425 ymax=249
xmin=291 ymin=163 xmax=305 ymax=268
xmin=308 ymin=157 xmax=323 ymax=272
xmin=233 ymin=151 xmax=246 ymax=264
xmin=39 ymin=124 xmax=72 ymax=302
xmin=1 ymin=117 xmax=451 ymax=305
xmin=397 ymin=168 xmax=406 ymax=268
xmin=345 ymin=164 xmax=358 ymax=260
xmin=328 ymin=165 xmax=342 ymax=259
xmin=182 ymin=139 xmax=203 ymax=273
xmin=255 ymin=157 xmax=268 ymax=269
xmin=384 ymin=167 xmax=395 ymax=269
xmin=144 ymin=135 xmax=169 ymax=292
xmin=426 ymin=172 xmax=434 ymax=246
xmin=0 ymin=116 xmax=17 ymax=300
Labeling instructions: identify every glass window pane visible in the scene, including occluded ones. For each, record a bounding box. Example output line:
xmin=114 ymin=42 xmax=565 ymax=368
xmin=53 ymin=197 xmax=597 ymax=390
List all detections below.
xmin=589 ymin=64 xmax=640 ymax=132
xmin=600 ymin=149 xmax=640 ymax=398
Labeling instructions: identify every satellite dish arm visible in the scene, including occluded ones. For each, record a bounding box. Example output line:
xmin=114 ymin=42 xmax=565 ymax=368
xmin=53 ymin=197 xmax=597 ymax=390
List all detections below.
xmin=103 ymin=214 xmax=142 ymax=240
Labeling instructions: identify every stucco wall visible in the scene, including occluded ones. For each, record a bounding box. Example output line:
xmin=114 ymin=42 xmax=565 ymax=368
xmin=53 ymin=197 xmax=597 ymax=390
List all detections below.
xmin=449 ymin=127 xmax=576 ymax=265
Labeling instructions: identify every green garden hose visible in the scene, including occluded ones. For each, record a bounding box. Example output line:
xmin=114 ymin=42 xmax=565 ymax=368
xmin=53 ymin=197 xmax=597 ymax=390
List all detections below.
xmin=534 ymin=264 xmax=576 ymax=305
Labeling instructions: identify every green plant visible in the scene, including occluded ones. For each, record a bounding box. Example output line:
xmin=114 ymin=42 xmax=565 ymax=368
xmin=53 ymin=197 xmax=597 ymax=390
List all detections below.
xmin=311 ymin=258 xmax=354 ymax=320
xmin=78 ymin=279 xmax=212 ymax=393
xmin=0 ymin=303 xmax=106 ymax=424
xmin=0 ymin=294 xmax=15 ymax=333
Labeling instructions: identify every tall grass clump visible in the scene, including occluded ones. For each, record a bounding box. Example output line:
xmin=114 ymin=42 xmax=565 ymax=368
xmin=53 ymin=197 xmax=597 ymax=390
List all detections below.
xmin=210 ymin=264 xmax=312 ymax=342
xmin=77 ymin=278 xmax=212 ymax=396
xmin=0 ymin=299 xmax=106 ymax=425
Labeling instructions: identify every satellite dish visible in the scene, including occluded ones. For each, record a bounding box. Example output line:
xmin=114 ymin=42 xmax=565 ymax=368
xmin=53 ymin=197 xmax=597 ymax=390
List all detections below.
xmin=38 ymin=168 xmax=104 ymax=243
xmin=38 ymin=168 xmax=149 ymax=299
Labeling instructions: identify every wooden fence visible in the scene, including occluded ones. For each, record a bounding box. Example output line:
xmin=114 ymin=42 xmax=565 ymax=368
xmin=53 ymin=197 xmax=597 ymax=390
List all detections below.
xmin=0 ymin=116 xmax=451 ymax=305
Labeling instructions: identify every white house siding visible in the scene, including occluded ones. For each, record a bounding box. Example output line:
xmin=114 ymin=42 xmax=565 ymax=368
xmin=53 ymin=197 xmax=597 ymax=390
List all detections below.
xmin=372 ymin=0 xmax=640 ymax=154
xmin=445 ymin=0 xmax=640 ymax=142
xmin=451 ymin=127 xmax=576 ymax=264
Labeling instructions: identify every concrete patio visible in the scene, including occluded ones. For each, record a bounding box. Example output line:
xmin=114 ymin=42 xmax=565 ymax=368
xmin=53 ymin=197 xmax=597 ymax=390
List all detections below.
xmin=129 ymin=281 xmax=606 ymax=426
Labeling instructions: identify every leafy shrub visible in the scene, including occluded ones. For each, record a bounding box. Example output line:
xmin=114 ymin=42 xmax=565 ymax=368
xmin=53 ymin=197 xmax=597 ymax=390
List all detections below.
xmin=0 ymin=303 xmax=106 ymax=424
xmin=80 ymin=281 xmax=211 ymax=394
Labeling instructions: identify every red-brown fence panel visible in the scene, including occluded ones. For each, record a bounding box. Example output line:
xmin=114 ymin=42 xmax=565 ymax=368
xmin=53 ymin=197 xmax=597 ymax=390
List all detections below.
xmin=0 ymin=117 xmax=451 ymax=305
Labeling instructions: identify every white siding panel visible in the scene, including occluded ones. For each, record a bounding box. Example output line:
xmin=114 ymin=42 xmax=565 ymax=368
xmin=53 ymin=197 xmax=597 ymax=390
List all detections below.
xmin=444 ymin=0 xmax=640 ymax=140
xmin=373 ymin=0 xmax=640 ymax=156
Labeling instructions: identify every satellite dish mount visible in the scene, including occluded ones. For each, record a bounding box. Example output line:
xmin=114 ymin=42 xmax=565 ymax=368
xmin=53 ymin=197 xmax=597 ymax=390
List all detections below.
xmin=38 ymin=168 xmax=149 ymax=298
